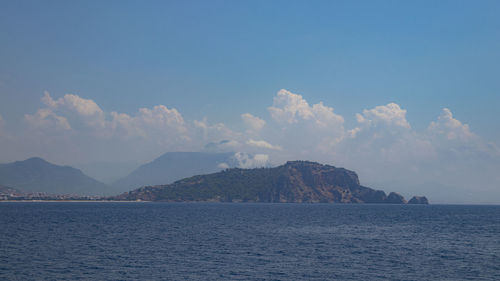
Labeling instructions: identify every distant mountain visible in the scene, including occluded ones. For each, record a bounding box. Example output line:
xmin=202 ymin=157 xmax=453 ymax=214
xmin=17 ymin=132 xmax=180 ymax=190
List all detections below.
xmin=75 ymin=161 xmax=140 ymax=184
xmin=0 ymin=157 xmax=110 ymax=195
xmin=115 ymin=160 xmax=427 ymax=204
xmin=112 ymin=152 xmax=238 ymax=193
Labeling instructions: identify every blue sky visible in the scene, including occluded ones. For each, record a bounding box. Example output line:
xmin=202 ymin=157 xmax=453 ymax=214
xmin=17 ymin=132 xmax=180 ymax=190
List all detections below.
xmin=1 ymin=0 xmax=500 ymax=202
xmin=2 ymin=1 xmax=499 ymax=132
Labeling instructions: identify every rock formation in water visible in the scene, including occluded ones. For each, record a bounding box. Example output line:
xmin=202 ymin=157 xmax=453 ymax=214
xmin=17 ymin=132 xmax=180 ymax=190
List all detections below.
xmin=386 ymin=192 xmax=408 ymax=204
xmin=408 ymin=196 xmax=429 ymax=204
xmin=114 ymin=161 xmax=426 ymax=204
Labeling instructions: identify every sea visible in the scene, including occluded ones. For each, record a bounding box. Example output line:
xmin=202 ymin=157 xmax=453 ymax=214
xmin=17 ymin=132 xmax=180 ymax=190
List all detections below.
xmin=0 ymin=202 xmax=499 ymax=280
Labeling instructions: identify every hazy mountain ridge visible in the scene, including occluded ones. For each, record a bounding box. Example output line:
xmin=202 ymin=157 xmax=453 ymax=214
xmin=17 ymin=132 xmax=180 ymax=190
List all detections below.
xmin=115 ymin=160 xmax=427 ymax=204
xmin=112 ymin=152 xmax=239 ymax=193
xmin=0 ymin=157 xmax=110 ymax=196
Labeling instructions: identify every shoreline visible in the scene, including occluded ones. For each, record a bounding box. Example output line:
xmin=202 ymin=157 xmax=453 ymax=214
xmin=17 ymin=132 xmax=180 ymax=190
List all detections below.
xmin=0 ymin=200 xmax=149 ymax=203
xmin=1 ymin=199 xmax=499 ymax=205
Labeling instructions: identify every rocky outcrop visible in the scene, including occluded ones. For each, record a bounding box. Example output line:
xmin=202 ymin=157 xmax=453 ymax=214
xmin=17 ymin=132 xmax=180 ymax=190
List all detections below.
xmin=385 ymin=192 xmax=407 ymax=204
xmin=408 ymin=196 xmax=429 ymax=204
xmin=114 ymin=161 xmax=425 ymax=204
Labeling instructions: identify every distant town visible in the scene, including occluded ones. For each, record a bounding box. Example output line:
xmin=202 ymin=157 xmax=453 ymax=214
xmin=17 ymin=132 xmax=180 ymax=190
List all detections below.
xmin=0 ymin=190 xmax=105 ymax=201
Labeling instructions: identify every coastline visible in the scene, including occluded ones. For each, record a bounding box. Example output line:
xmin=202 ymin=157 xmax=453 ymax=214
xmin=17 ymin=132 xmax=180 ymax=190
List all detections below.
xmin=0 ymin=200 xmax=148 ymax=203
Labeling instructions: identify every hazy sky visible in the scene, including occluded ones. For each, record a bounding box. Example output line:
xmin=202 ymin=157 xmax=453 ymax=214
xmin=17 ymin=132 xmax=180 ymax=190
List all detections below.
xmin=1 ymin=0 xmax=499 ymax=202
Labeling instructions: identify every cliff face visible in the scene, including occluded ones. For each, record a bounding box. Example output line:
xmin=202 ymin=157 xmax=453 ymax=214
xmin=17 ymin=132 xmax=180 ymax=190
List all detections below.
xmin=115 ymin=161 xmax=425 ymax=204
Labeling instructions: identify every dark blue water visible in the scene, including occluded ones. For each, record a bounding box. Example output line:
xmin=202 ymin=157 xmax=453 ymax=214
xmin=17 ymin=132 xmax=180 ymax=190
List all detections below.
xmin=1 ymin=203 xmax=499 ymax=280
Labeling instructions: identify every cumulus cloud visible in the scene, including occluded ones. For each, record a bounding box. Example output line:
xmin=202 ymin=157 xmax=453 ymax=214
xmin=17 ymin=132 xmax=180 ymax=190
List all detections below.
xmin=428 ymin=108 xmax=474 ymax=141
xmin=246 ymin=139 xmax=282 ymax=150
xmin=268 ymin=89 xmax=344 ymax=129
xmin=233 ymin=152 xmax=270 ymax=168
xmin=310 ymin=102 xmax=344 ymax=129
xmin=217 ymin=162 xmax=230 ymax=169
xmin=343 ymin=103 xmax=415 ymax=162
xmin=241 ymin=113 xmax=266 ymax=132
xmin=350 ymin=103 xmax=412 ymax=143
xmin=268 ymin=89 xmax=314 ymax=123
xmin=194 ymin=117 xmax=240 ymax=142
xmin=356 ymin=103 xmax=410 ymax=129
xmin=25 ymin=108 xmax=71 ymax=130
xmin=8 ymin=89 xmax=500 ymax=202
xmin=42 ymin=91 xmax=105 ymax=129
xmin=264 ymin=89 xmax=346 ymax=158
xmin=110 ymin=105 xmax=188 ymax=141
xmin=337 ymin=104 xmax=500 ymax=202
xmin=27 ymin=91 xmax=190 ymax=143
xmin=20 ymin=92 xmax=198 ymax=163
xmin=425 ymin=108 xmax=499 ymax=160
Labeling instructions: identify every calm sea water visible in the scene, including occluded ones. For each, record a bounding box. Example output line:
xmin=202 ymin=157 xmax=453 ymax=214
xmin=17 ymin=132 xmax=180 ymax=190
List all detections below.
xmin=0 ymin=203 xmax=499 ymax=280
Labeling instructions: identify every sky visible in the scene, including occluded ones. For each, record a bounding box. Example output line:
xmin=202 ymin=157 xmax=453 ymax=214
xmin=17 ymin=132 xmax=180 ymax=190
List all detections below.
xmin=1 ymin=0 xmax=500 ymax=203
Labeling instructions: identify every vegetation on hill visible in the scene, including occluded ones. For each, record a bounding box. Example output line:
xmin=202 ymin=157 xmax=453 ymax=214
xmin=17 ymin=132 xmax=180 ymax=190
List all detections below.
xmin=115 ymin=161 xmax=426 ymax=204
xmin=112 ymin=152 xmax=238 ymax=193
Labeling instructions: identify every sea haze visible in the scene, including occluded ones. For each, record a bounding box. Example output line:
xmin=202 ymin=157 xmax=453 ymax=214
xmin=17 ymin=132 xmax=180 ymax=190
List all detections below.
xmin=0 ymin=203 xmax=499 ymax=280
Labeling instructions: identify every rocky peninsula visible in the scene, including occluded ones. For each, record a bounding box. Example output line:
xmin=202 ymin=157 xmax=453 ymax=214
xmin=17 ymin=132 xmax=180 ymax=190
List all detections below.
xmin=114 ymin=161 xmax=428 ymax=204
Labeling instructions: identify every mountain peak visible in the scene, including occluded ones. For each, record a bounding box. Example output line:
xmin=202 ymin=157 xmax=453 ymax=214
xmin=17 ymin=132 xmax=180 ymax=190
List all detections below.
xmin=112 ymin=151 xmax=239 ymax=193
xmin=22 ymin=157 xmax=49 ymax=164
xmin=0 ymin=157 xmax=110 ymax=195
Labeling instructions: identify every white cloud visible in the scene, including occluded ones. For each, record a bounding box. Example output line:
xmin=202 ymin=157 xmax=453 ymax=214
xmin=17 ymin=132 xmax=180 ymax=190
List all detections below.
xmin=8 ymin=89 xmax=500 ymax=203
xmin=111 ymin=105 xmax=188 ymax=140
xmin=42 ymin=91 xmax=105 ymax=129
xmin=335 ymin=105 xmax=500 ymax=202
xmin=264 ymin=89 xmax=345 ymax=157
xmin=342 ymin=103 xmax=414 ymax=161
xmin=425 ymin=108 xmax=500 ymax=160
xmin=20 ymin=92 xmax=199 ymax=164
xmin=428 ymin=108 xmax=474 ymax=141
xmin=41 ymin=91 xmax=57 ymax=107
xmin=268 ymin=89 xmax=314 ymax=123
xmin=311 ymin=102 xmax=344 ymax=129
xmin=246 ymin=139 xmax=282 ymax=150
xmin=25 ymin=108 xmax=71 ymax=130
xmin=241 ymin=113 xmax=266 ymax=131
xmin=217 ymin=162 xmax=230 ymax=169
xmin=349 ymin=103 xmax=412 ymax=146
xmin=233 ymin=152 xmax=270 ymax=168
xmin=194 ymin=117 xmax=240 ymax=143
xmin=268 ymin=89 xmax=344 ymax=129
xmin=29 ymin=91 xmax=190 ymax=143
xmin=356 ymin=103 xmax=410 ymax=129
xmin=43 ymin=91 xmax=103 ymax=117
xmin=136 ymin=105 xmax=185 ymax=130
